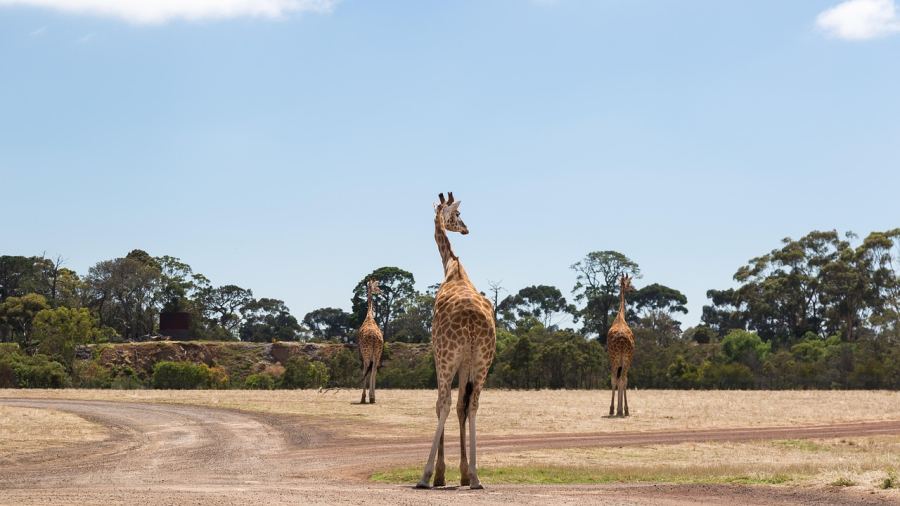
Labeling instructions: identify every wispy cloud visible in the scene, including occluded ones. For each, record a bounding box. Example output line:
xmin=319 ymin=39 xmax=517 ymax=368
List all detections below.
xmin=0 ymin=0 xmax=338 ymax=25
xmin=29 ymin=25 xmax=47 ymax=36
xmin=816 ymin=0 xmax=900 ymax=40
xmin=75 ymin=32 xmax=93 ymax=43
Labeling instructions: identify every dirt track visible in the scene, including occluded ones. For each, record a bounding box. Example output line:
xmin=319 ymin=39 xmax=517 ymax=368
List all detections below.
xmin=1 ymin=398 xmax=897 ymax=505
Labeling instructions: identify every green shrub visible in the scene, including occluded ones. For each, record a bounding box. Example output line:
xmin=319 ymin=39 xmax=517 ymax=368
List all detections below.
xmin=6 ymin=354 xmax=71 ymax=388
xmin=324 ymin=348 xmax=361 ymax=387
xmin=281 ymin=356 xmax=330 ymax=389
xmin=244 ymin=372 xmax=276 ymax=390
xmin=151 ymin=361 xmax=213 ymax=389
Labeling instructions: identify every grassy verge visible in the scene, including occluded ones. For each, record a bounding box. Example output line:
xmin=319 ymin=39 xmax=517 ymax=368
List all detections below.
xmin=370 ymin=465 xmax=793 ymax=486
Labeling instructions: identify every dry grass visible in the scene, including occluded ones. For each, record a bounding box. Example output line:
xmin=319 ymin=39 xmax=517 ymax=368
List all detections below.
xmin=0 ymin=405 xmax=107 ymax=459
xmin=3 ymin=389 xmax=900 ymax=439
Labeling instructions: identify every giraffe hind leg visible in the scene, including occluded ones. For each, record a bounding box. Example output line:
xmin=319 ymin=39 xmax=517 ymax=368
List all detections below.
xmin=360 ymin=360 xmax=372 ymax=404
xmin=609 ymin=366 xmax=622 ymax=416
xmin=417 ymin=377 xmax=453 ymax=489
xmin=457 ymin=372 xmax=473 ymax=487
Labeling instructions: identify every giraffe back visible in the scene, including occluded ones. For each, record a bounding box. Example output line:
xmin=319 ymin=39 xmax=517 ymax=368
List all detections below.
xmin=358 ymin=317 xmax=383 ymax=364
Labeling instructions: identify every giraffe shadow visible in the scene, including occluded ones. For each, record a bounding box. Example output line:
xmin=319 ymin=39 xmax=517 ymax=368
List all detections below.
xmin=405 ymin=485 xmax=461 ymax=491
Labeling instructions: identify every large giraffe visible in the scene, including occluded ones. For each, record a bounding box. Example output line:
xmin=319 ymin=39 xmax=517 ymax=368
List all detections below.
xmin=607 ymin=273 xmax=635 ymax=417
xmin=358 ymin=278 xmax=383 ymax=404
xmin=417 ymin=192 xmax=496 ymax=490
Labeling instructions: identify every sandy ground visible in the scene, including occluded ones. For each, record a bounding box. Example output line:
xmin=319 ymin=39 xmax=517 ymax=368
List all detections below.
xmin=1 ymin=392 xmax=899 ymax=505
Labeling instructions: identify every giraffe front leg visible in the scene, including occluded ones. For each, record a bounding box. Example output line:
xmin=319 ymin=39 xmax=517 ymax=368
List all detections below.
xmin=416 ymin=385 xmax=451 ymax=489
xmin=433 ymin=430 xmax=446 ymax=487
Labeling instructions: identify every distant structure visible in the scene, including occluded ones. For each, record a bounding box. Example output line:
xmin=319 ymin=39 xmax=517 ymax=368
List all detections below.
xmin=607 ymin=274 xmax=635 ymax=417
xmin=159 ymin=311 xmax=191 ymax=340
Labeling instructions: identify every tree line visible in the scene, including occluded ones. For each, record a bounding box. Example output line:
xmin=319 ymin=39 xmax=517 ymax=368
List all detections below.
xmin=1 ymin=227 xmax=898 ymax=389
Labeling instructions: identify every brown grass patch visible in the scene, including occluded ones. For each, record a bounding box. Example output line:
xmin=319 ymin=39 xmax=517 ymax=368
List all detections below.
xmin=0 ymin=405 xmax=107 ymax=459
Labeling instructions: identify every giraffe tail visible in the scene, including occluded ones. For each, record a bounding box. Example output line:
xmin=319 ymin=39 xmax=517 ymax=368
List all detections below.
xmin=361 ymin=361 xmax=373 ymax=382
xmin=461 ymin=380 xmax=474 ymax=421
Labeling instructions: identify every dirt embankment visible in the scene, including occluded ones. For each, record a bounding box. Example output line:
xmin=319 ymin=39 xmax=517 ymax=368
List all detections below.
xmin=76 ymin=341 xmax=430 ymax=383
xmin=1 ymin=398 xmax=898 ymax=505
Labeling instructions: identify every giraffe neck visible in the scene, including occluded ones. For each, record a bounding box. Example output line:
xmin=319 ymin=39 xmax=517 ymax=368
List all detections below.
xmin=434 ymin=210 xmax=457 ymax=274
xmin=616 ymin=286 xmax=626 ymax=323
xmin=366 ymin=287 xmax=375 ymax=321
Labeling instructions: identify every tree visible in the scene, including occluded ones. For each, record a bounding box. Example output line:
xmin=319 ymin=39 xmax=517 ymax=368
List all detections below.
xmin=303 ymin=307 xmax=354 ymax=342
xmin=631 ymin=283 xmax=688 ymax=318
xmin=0 ymin=255 xmax=59 ymax=303
xmin=498 ymin=285 xmax=573 ymax=329
xmin=350 ymin=267 xmax=416 ymax=340
xmin=239 ymin=298 xmax=302 ymax=342
xmin=197 ymin=284 xmax=253 ymax=338
xmin=0 ymin=293 xmax=49 ymax=347
xmin=487 ymin=280 xmax=505 ymax=324
xmin=570 ymin=251 xmax=640 ymax=342
xmin=702 ymin=229 xmax=900 ymax=345
xmin=86 ymin=255 xmax=163 ymax=340
xmin=392 ymin=290 xmax=436 ymax=343
xmin=32 ymin=307 xmax=100 ymax=368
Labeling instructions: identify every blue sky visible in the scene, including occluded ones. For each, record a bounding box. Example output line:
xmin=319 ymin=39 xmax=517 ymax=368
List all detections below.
xmin=2 ymin=0 xmax=899 ymax=328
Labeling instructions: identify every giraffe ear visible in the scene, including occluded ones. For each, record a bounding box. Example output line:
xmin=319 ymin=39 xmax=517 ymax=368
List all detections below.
xmin=448 ymin=201 xmax=461 ymax=212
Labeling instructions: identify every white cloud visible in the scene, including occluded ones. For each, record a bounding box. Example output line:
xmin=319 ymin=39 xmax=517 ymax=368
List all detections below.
xmin=0 ymin=0 xmax=337 ymax=25
xmin=29 ymin=25 xmax=47 ymax=35
xmin=816 ymin=0 xmax=900 ymax=40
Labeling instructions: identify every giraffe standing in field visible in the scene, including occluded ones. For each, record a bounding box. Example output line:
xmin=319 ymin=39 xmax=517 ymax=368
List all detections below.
xmin=358 ymin=278 xmax=383 ymax=404
xmin=417 ymin=192 xmax=496 ymax=490
xmin=607 ymin=274 xmax=635 ymax=417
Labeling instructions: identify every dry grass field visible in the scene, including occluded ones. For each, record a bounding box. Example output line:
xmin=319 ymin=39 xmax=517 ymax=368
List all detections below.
xmin=2 ymin=389 xmax=899 ymax=502
xmin=6 ymin=388 xmax=900 ymax=438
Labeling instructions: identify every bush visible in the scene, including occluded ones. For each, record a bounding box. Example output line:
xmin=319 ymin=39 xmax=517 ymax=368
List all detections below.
xmin=1 ymin=353 xmax=71 ymax=388
xmin=151 ymin=361 xmax=213 ymax=389
xmin=208 ymin=366 xmax=229 ymax=389
xmin=244 ymin=373 xmax=276 ymax=390
xmin=281 ymin=356 xmax=330 ymax=389
xmin=324 ymin=348 xmax=361 ymax=387
xmin=72 ymin=360 xmax=112 ymax=388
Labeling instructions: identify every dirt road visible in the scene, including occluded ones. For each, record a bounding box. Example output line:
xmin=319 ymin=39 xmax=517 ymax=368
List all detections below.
xmin=1 ymin=398 xmax=897 ymax=505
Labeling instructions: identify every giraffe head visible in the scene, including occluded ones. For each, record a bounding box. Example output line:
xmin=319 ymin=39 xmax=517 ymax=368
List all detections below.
xmin=367 ymin=278 xmax=382 ymax=296
xmin=619 ymin=274 xmax=634 ymax=294
xmin=436 ymin=192 xmax=468 ymax=235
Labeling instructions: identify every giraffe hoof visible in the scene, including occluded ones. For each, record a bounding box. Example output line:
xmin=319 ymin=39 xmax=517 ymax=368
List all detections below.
xmin=470 ymin=483 xmax=484 ymax=490
xmin=433 ymin=478 xmax=445 ymax=487
xmin=369 ymin=399 xmax=376 ymax=404
xmin=415 ymin=481 xmax=432 ymax=489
